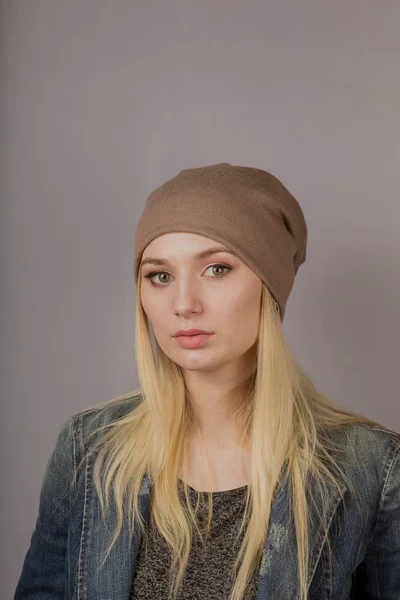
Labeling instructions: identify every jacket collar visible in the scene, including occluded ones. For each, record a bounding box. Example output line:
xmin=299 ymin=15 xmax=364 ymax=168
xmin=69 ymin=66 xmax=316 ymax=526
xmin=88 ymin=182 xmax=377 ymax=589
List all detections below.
xmin=81 ymin=466 xmax=346 ymax=600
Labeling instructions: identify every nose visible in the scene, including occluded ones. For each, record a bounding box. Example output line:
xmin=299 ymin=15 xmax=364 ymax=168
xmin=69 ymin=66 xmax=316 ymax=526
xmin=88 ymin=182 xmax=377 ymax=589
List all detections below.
xmin=172 ymin=278 xmax=203 ymax=317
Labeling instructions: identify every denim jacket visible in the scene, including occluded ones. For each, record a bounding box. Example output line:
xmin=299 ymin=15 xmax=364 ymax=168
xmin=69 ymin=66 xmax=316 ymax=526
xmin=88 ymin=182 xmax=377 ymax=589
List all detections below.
xmin=15 ymin=394 xmax=400 ymax=599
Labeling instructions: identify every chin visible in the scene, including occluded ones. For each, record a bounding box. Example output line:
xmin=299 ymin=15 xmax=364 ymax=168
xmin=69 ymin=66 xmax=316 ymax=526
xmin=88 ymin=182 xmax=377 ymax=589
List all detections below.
xmin=180 ymin=354 xmax=226 ymax=372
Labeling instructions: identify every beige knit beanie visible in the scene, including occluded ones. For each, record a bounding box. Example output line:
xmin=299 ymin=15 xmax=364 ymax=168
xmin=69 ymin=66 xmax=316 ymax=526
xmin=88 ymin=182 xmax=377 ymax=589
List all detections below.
xmin=134 ymin=162 xmax=307 ymax=321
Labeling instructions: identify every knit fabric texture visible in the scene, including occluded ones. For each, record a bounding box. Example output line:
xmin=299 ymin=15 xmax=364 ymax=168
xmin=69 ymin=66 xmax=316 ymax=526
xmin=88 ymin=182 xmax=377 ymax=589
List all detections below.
xmin=129 ymin=480 xmax=261 ymax=599
xmin=134 ymin=162 xmax=308 ymax=320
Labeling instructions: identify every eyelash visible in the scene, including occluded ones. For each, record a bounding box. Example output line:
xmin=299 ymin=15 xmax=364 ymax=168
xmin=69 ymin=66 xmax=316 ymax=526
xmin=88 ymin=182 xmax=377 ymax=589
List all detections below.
xmin=143 ymin=264 xmax=232 ymax=287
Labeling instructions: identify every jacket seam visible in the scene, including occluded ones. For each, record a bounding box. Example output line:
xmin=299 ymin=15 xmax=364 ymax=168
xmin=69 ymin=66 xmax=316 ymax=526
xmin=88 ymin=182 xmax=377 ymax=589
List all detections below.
xmin=72 ymin=414 xmax=83 ymax=474
xmin=307 ymin=483 xmax=343 ymax=592
xmin=72 ymin=415 xmax=82 ymax=597
xmin=75 ymin=414 xmax=95 ymax=600
xmin=367 ymin=438 xmax=400 ymax=545
xmin=358 ymin=423 xmax=400 ymax=439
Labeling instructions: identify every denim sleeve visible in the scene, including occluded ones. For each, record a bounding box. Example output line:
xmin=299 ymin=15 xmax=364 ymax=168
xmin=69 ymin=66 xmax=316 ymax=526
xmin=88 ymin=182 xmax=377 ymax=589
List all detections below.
xmin=14 ymin=417 xmax=76 ymax=599
xmin=352 ymin=438 xmax=400 ymax=598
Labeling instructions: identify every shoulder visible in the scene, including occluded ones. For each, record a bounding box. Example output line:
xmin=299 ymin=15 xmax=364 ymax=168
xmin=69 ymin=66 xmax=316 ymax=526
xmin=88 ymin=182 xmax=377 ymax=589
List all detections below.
xmin=329 ymin=420 xmax=400 ymax=460
xmin=68 ymin=390 xmax=143 ymax=455
xmin=325 ymin=420 xmax=400 ymax=498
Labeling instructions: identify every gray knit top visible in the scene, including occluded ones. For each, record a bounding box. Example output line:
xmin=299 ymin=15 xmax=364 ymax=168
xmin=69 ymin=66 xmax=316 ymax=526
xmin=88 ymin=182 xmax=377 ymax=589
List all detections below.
xmin=129 ymin=479 xmax=261 ymax=599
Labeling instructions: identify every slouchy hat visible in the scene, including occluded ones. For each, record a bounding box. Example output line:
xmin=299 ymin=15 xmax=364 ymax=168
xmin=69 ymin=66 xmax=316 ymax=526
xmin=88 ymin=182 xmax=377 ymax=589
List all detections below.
xmin=134 ymin=162 xmax=307 ymax=321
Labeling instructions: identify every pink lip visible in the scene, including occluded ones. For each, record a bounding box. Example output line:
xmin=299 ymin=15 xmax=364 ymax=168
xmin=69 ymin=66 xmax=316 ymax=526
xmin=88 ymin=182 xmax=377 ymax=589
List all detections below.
xmin=173 ymin=328 xmax=212 ymax=337
xmin=173 ymin=333 xmax=214 ymax=349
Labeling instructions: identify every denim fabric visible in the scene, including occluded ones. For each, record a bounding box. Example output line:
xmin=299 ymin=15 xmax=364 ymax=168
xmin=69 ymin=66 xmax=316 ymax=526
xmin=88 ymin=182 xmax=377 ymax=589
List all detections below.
xmin=15 ymin=395 xmax=400 ymax=599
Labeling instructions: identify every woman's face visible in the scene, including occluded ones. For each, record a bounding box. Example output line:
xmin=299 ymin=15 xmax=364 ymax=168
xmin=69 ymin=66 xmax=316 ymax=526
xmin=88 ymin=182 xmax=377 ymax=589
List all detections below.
xmin=139 ymin=232 xmax=263 ymax=374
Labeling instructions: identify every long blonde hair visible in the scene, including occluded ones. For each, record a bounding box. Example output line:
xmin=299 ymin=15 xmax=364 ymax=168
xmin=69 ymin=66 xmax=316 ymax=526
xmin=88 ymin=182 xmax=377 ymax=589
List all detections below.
xmin=80 ymin=280 xmax=379 ymax=600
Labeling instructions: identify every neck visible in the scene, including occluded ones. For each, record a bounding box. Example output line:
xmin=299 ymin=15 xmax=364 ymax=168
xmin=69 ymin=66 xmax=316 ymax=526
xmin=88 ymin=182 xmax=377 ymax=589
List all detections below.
xmin=184 ymin=377 xmax=254 ymax=450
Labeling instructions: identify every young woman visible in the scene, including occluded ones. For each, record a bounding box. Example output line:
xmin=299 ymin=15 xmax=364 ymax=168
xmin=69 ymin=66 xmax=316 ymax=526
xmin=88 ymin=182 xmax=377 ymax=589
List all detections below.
xmin=15 ymin=163 xmax=400 ymax=599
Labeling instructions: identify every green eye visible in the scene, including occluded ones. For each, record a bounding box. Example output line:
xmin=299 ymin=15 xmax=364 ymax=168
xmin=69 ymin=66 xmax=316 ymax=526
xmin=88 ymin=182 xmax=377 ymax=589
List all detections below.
xmin=143 ymin=264 xmax=232 ymax=286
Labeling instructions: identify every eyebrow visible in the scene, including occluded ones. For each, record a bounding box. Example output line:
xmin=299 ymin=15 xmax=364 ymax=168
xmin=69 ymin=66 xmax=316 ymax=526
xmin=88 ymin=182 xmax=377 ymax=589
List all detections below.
xmin=140 ymin=246 xmax=239 ymax=268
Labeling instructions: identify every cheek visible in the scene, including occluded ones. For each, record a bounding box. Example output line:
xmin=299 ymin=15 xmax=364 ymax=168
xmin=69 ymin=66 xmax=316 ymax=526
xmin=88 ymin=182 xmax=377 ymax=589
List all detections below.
xmin=143 ymin=308 xmax=165 ymax=333
xmin=223 ymin=293 xmax=261 ymax=343
xmin=140 ymin=293 xmax=165 ymax=331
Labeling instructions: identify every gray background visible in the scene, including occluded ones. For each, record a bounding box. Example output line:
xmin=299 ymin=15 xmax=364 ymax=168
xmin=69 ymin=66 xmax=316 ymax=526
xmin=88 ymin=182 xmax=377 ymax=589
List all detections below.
xmin=1 ymin=1 xmax=399 ymax=595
